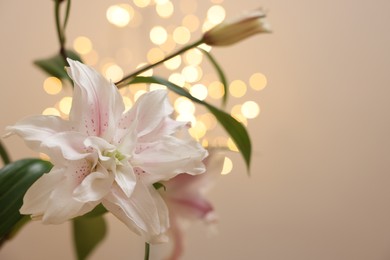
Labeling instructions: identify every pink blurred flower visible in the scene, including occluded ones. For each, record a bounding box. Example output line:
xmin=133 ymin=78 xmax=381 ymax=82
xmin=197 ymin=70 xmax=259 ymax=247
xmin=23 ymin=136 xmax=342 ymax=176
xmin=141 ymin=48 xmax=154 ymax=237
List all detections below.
xmin=161 ymin=149 xmax=225 ymax=259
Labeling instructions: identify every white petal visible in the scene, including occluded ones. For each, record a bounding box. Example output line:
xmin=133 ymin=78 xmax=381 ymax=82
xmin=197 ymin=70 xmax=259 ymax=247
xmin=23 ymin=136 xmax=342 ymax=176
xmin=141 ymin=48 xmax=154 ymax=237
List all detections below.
xmin=119 ymin=90 xmax=173 ymax=138
xmin=66 ymin=59 xmax=125 ymax=139
xmin=103 ymin=182 xmax=169 ymax=243
xmin=114 ymin=164 xmax=136 ymax=198
xmin=41 ymin=132 xmax=90 ymax=163
xmin=5 ymin=115 xmax=69 ymax=152
xmin=73 ymin=166 xmax=113 ymax=202
xmin=20 ymin=167 xmax=64 ymax=216
xmin=133 ymin=135 xmax=208 ymax=184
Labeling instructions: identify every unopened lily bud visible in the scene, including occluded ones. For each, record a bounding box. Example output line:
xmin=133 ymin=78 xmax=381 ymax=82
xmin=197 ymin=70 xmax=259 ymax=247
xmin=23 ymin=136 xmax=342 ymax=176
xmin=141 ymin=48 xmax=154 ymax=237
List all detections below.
xmin=202 ymin=8 xmax=271 ymax=46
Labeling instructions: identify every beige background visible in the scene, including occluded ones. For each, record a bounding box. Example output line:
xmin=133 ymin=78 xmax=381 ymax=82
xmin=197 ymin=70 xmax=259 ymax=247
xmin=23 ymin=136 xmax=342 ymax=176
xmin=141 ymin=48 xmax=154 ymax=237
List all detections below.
xmin=1 ymin=0 xmax=390 ymax=259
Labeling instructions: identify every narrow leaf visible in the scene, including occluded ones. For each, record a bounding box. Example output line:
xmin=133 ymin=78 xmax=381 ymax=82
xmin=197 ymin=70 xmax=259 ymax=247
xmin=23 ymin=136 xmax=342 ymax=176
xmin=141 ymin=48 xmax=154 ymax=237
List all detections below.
xmin=127 ymin=76 xmax=251 ymax=171
xmin=73 ymin=215 xmax=107 ymax=260
xmin=0 ymin=159 xmax=53 ymax=241
xmin=34 ymin=50 xmax=82 ymax=82
xmin=198 ymin=48 xmax=228 ymax=106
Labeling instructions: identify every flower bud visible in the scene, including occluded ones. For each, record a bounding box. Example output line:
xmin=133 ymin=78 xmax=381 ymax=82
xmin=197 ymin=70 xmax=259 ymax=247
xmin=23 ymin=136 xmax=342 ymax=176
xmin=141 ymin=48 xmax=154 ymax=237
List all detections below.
xmin=202 ymin=8 xmax=271 ymax=46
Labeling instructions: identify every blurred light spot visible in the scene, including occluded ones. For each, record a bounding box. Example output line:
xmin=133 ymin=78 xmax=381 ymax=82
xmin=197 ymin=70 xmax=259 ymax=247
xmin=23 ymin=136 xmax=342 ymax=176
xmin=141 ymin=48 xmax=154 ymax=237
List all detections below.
xmin=82 ymin=49 xmax=99 ymax=66
xmin=189 ymin=121 xmax=207 ymax=139
xmin=133 ymin=0 xmax=151 ymax=8
xmin=182 ymin=66 xmax=201 ymax=83
xmin=150 ymin=26 xmax=168 ymax=45
xmin=227 ymin=138 xmax=238 ymax=152
xmin=134 ymin=90 xmax=147 ymax=101
xmin=169 ymin=73 xmax=186 ymax=87
xmin=249 ymin=72 xmax=267 ymax=91
xmin=147 ymin=47 xmax=165 ymax=63
xmin=207 ymin=5 xmax=226 ymax=25
xmin=173 ymin=26 xmax=191 ymax=45
xmin=190 ymin=84 xmax=208 ymax=100
xmin=73 ymin=36 xmax=93 ymax=55
xmin=202 ymin=20 xmax=215 ymax=33
xmin=231 ymin=104 xmax=242 ymax=117
xmin=59 ymin=96 xmax=72 ymax=115
xmin=208 ymin=81 xmax=224 ymax=99
xmin=122 ymin=96 xmax=133 ymax=111
xmin=202 ymin=139 xmax=209 ymax=147
xmin=103 ymin=63 xmax=124 ymax=82
xmin=106 ymin=4 xmax=133 ymax=27
xmin=150 ymin=83 xmax=167 ymax=91
xmin=176 ymin=113 xmax=196 ymax=126
xmin=175 ymin=97 xmax=195 ymax=115
xmin=229 ymin=80 xmax=247 ymax=97
xmin=39 ymin=153 xmax=51 ymax=161
xmin=184 ymin=48 xmax=203 ymax=65
xmin=42 ymin=107 xmax=61 ymax=116
xmin=43 ymin=77 xmax=62 ymax=95
xmin=156 ymin=1 xmax=174 ymax=18
xmin=164 ymin=55 xmax=182 ymax=70
xmin=198 ymin=43 xmax=212 ymax=52
xmin=221 ymin=156 xmax=233 ymax=175
xmin=179 ymin=0 xmax=197 ymax=14
xmin=182 ymin=14 xmax=200 ymax=32
xmin=198 ymin=113 xmax=216 ymax=130
xmin=241 ymin=101 xmax=260 ymax=119
xmin=136 ymin=63 xmax=153 ymax=76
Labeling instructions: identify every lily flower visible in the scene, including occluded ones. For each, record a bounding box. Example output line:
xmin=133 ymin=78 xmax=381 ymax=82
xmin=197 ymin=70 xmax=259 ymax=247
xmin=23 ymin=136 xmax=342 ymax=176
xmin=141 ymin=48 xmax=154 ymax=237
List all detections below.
xmin=161 ymin=149 xmax=224 ymax=259
xmin=5 ymin=59 xmax=208 ymax=243
xmin=202 ymin=8 xmax=271 ymax=46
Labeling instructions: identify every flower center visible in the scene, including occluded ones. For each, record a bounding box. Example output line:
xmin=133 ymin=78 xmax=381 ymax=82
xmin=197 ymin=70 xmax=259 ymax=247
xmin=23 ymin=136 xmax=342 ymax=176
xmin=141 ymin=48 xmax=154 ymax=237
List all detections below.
xmin=103 ymin=150 xmax=126 ymax=165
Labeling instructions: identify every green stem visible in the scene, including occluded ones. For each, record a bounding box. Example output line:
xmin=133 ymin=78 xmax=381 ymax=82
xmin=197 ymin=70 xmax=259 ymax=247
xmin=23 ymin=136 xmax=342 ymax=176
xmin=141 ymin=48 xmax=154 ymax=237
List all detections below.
xmin=0 ymin=140 xmax=11 ymax=165
xmin=144 ymin=243 xmax=150 ymax=260
xmin=116 ymin=39 xmax=204 ymax=88
xmin=54 ymin=0 xmax=69 ymax=66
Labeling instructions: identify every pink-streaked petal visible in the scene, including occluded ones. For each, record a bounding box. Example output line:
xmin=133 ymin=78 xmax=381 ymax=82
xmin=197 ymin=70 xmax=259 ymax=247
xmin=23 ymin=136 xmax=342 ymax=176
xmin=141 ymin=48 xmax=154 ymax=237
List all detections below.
xmin=102 ymin=182 xmax=169 ymax=243
xmin=66 ymin=59 xmax=124 ymax=139
xmin=169 ymin=196 xmax=215 ymax=221
xmin=114 ymin=164 xmax=136 ymax=198
xmin=133 ymin=135 xmax=208 ymax=184
xmin=42 ymin=178 xmax=96 ymax=224
xmin=73 ymin=166 xmax=114 ymax=202
xmin=20 ymin=167 xmax=64 ymax=217
xmin=41 ymin=132 xmax=91 ymax=163
xmin=119 ymin=90 xmax=173 ymax=138
xmin=5 ymin=115 xmax=69 ymax=151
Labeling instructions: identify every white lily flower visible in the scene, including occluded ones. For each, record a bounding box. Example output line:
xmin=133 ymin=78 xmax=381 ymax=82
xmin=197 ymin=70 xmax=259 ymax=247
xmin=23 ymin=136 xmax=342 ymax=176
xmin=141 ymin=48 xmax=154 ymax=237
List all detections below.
xmin=6 ymin=59 xmax=208 ymax=243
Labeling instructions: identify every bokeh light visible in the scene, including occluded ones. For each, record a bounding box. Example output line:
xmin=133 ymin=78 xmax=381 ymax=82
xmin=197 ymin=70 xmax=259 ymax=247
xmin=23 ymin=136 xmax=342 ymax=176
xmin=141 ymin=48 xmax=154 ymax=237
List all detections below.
xmin=241 ymin=101 xmax=260 ymax=119
xmin=103 ymin=63 xmax=124 ymax=82
xmin=207 ymin=5 xmax=226 ymax=25
xmin=229 ymin=80 xmax=247 ymax=98
xmin=73 ymin=36 xmax=93 ymax=55
xmin=156 ymin=1 xmax=174 ymax=18
xmin=249 ymin=72 xmax=267 ymax=91
xmin=42 ymin=107 xmax=61 ymax=116
xmin=43 ymin=77 xmax=62 ymax=95
xmin=190 ymin=84 xmax=208 ymax=100
xmin=106 ymin=4 xmax=134 ymax=27
xmin=150 ymin=26 xmax=168 ymax=45
xmin=59 ymin=96 xmax=72 ymax=115
xmin=221 ymin=156 xmax=233 ymax=175
xmin=173 ymin=26 xmax=191 ymax=45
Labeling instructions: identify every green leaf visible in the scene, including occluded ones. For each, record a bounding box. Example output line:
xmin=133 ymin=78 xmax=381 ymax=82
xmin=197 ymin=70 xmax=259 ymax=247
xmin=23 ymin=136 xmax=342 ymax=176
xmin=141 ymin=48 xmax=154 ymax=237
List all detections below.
xmin=73 ymin=215 xmax=107 ymax=260
xmin=0 ymin=159 xmax=53 ymax=241
xmin=198 ymin=48 xmax=228 ymax=106
xmin=127 ymin=76 xmax=252 ymax=171
xmin=34 ymin=50 xmax=82 ymax=82
xmin=153 ymin=182 xmax=166 ymax=191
